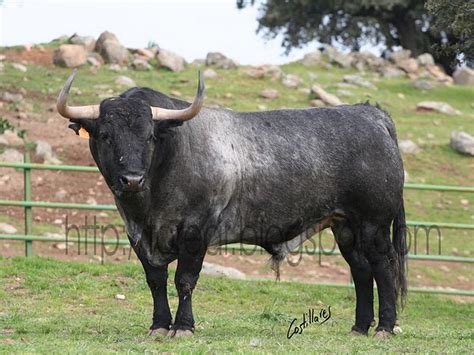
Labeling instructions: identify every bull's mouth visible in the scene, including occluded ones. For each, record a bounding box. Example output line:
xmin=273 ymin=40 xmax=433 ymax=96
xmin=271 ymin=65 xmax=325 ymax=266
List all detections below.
xmin=112 ymin=186 xmax=148 ymax=198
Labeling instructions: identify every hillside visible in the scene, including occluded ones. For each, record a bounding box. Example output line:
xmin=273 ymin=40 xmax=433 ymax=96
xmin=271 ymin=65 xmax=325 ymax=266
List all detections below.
xmin=0 ymin=36 xmax=473 ymax=291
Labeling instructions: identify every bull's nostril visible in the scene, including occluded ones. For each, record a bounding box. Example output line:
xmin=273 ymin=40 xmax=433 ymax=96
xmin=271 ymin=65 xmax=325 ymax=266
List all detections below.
xmin=120 ymin=176 xmax=129 ymax=186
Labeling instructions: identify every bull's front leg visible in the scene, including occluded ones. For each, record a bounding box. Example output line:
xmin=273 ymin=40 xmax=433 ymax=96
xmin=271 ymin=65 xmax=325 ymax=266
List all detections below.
xmin=168 ymin=228 xmax=206 ymax=337
xmin=129 ymin=237 xmax=173 ymax=336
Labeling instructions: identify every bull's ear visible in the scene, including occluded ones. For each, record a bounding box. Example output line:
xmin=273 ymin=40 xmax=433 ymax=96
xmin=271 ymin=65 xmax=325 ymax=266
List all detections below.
xmin=68 ymin=119 xmax=96 ymax=139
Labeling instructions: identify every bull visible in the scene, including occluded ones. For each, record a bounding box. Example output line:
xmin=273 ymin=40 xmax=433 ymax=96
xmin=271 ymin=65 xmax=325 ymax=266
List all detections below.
xmin=56 ymin=69 xmax=407 ymax=337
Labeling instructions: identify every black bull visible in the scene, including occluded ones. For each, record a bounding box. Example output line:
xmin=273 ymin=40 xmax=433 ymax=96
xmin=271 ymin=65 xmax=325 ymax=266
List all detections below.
xmin=57 ymin=71 xmax=407 ymax=337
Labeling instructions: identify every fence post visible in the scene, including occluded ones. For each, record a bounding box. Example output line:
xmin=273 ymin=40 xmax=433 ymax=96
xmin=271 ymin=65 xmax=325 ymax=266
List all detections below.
xmin=24 ymin=150 xmax=33 ymax=256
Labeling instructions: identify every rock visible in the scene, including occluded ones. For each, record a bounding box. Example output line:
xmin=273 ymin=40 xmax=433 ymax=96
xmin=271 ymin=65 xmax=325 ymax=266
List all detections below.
xmin=53 ymin=242 xmax=74 ymax=250
xmin=95 ymin=31 xmax=129 ymax=65
xmin=397 ymin=58 xmax=419 ymax=73
xmin=131 ymin=58 xmax=151 ymax=71
xmin=53 ymin=44 xmax=87 ymax=68
xmin=380 ymin=66 xmax=406 ymax=78
xmin=260 ymin=89 xmax=279 ymax=99
xmin=0 ymin=222 xmax=17 ymax=234
xmin=35 ymin=140 xmax=62 ymax=164
xmin=425 ymin=64 xmax=453 ymax=84
xmin=452 ymin=67 xmax=474 ymax=86
xmin=309 ymin=99 xmax=326 ymax=107
xmin=245 ymin=67 xmax=265 ymax=79
xmin=412 ymin=79 xmax=434 ymax=90
xmin=282 ymin=74 xmax=301 ymax=89
xmin=156 ymin=48 xmax=185 ymax=72
xmin=115 ymin=294 xmax=126 ymax=300
xmin=205 ymin=52 xmax=238 ymax=69
xmin=55 ymin=188 xmax=67 ymax=200
xmin=201 ymin=261 xmax=246 ymax=279
xmin=324 ymin=46 xmax=352 ymax=68
xmin=388 ymin=49 xmax=411 ymax=64
xmin=115 ymin=76 xmax=136 ymax=87
xmin=416 ymin=101 xmax=461 ymax=116
xmin=301 ymin=51 xmax=322 ymax=66
xmin=417 ymin=53 xmax=435 ymax=66
xmin=108 ymin=64 xmax=123 ymax=72
xmin=0 ymin=130 xmax=24 ymax=146
xmin=450 ymin=131 xmax=474 ymax=156
xmin=260 ymin=64 xmax=283 ymax=80
xmin=399 ymin=140 xmax=421 ymax=154
xmin=0 ymin=149 xmax=23 ymax=163
xmin=0 ymin=54 xmax=5 ymax=61
xmin=343 ymin=75 xmax=376 ymax=89
xmin=70 ymin=34 xmax=96 ymax=51
xmin=203 ymin=68 xmax=218 ymax=79
xmin=0 ymin=136 xmax=8 ymax=146
xmin=135 ymin=48 xmax=155 ymax=59
xmin=12 ymin=63 xmax=27 ymax=72
xmin=352 ymin=51 xmax=386 ymax=70
xmin=87 ymin=53 xmax=103 ymax=67
xmin=1 ymin=92 xmax=23 ymax=103
xmin=311 ymin=85 xmax=343 ymax=106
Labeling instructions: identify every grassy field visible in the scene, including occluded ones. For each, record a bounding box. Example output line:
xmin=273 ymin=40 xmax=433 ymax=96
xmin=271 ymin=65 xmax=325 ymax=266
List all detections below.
xmin=0 ymin=257 xmax=473 ymax=353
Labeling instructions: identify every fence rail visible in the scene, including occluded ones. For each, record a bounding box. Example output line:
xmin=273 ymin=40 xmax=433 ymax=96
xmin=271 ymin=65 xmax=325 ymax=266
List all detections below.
xmin=0 ymin=158 xmax=473 ymax=296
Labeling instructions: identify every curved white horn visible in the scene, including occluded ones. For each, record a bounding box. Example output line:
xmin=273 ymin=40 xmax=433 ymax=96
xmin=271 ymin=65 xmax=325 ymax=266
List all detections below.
xmin=151 ymin=71 xmax=205 ymax=121
xmin=57 ymin=69 xmax=100 ymax=119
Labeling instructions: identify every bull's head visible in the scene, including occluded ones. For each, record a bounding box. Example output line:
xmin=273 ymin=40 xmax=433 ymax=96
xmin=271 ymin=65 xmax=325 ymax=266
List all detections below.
xmin=56 ymin=69 xmax=204 ymax=197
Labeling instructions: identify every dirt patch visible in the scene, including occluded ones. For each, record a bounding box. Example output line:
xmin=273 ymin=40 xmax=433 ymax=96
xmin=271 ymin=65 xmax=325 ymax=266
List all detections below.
xmin=2 ymin=47 xmax=54 ymax=67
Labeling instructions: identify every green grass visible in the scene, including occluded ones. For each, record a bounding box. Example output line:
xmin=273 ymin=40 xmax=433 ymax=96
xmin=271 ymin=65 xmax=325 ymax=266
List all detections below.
xmin=0 ymin=257 xmax=472 ymax=353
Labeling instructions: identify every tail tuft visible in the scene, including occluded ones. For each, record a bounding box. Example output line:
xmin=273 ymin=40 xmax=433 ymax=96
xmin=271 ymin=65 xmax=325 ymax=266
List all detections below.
xmin=392 ymin=200 xmax=408 ymax=309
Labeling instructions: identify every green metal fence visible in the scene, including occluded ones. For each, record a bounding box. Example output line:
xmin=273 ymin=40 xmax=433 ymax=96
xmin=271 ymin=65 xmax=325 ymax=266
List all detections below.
xmin=0 ymin=154 xmax=473 ymax=296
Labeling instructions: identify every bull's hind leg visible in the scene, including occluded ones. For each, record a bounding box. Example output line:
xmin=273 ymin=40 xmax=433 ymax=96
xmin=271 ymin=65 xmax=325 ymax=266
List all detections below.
xmin=363 ymin=224 xmax=397 ymax=336
xmin=129 ymin=238 xmax=172 ymax=336
xmin=332 ymin=222 xmax=374 ymax=335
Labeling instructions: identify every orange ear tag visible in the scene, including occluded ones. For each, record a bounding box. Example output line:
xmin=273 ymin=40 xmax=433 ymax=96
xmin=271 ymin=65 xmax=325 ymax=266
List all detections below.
xmin=78 ymin=127 xmax=90 ymax=139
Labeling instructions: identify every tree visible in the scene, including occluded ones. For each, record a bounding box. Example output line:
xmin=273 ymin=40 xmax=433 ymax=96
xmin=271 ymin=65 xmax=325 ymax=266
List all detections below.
xmin=237 ymin=0 xmax=473 ymax=73
xmin=426 ymin=0 xmax=473 ymax=68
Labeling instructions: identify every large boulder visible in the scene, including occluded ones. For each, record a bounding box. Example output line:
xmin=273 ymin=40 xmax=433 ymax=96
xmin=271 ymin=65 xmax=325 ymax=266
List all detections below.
xmin=452 ymin=67 xmax=474 ymax=86
xmin=450 ymin=131 xmax=474 ymax=156
xmin=380 ymin=66 xmax=406 ymax=78
xmin=205 ymin=52 xmax=238 ymax=69
xmin=70 ymin=34 xmax=96 ymax=52
xmin=397 ymin=58 xmax=419 ymax=73
xmin=301 ymin=51 xmax=322 ymax=67
xmin=388 ymin=49 xmax=411 ymax=65
xmin=95 ymin=31 xmax=129 ymax=65
xmin=53 ymin=45 xmax=87 ymax=68
xmin=156 ymin=48 xmax=186 ymax=72
xmin=324 ymin=46 xmax=352 ymax=68
xmin=351 ymin=51 xmax=386 ymax=70
xmin=417 ymin=53 xmax=435 ymax=66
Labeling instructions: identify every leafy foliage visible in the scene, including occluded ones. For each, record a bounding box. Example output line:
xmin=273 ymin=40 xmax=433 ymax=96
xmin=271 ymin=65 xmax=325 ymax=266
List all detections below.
xmin=237 ymin=0 xmax=473 ymax=73
xmin=426 ymin=0 xmax=474 ymax=67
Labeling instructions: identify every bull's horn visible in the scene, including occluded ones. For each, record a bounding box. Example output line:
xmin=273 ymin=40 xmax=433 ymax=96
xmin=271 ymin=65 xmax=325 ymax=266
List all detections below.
xmin=151 ymin=71 xmax=205 ymax=121
xmin=57 ymin=69 xmax=100 ymax=119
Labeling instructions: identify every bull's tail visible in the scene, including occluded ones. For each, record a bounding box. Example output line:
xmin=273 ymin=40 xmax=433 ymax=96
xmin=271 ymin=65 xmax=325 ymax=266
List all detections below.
xmin=392 ymin=199 xmax=408 ymax=309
